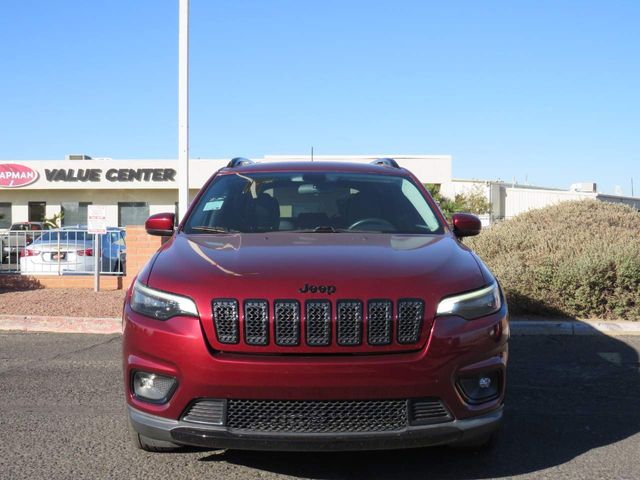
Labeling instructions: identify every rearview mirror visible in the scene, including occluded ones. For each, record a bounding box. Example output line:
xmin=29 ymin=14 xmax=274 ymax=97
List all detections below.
xmin=452 ymin=213 xmax=482 ymax=238
xmin=145 ymin=213 xmax=175 ymax=236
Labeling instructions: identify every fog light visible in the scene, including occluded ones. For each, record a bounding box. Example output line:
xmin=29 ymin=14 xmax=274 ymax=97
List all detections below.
xmin=457 ymin=371 xmax=501 ymax=404
xmin=132 ymin=371 xmax=177 ymax=403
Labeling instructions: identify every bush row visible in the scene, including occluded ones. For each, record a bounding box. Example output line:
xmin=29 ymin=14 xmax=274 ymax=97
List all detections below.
xmin=466 ymin=200 xmax=640 ymax=320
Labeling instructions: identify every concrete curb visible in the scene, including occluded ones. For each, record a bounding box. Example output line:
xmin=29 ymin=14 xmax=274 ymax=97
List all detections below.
xmin=0 ymin=314 xmax=121 ymax=335
xmin=0 ymin=314 xmax=638 ymax=336
xmin=510 ymin=319 xmax=640 ymax=336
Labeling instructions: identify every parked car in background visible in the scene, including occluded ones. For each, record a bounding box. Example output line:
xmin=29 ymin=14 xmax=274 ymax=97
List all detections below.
xmin=19 ymin=227 xmax=126 ymax=275
xmin=1 ymin=222 xmax=50 ymax=263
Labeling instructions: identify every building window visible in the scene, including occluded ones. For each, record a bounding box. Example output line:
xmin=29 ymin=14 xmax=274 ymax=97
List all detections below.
xmin=0 ymin=203 xmax=11 ymax=229
xmin=61 ymin=202 xmax=92 ymax=227
xmin=118 ymin=202 xmax=149 ymax=227
xmin=28 ymin=202 xmax=46 ymax=222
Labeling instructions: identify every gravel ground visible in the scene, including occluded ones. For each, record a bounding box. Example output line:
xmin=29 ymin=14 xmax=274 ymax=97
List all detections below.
xmin=0 ymin=288 xmax=124 ymax=317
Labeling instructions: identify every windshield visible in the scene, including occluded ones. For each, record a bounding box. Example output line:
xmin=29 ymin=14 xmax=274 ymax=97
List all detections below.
xmin=183 ymin=172 xmax=443 ymax=234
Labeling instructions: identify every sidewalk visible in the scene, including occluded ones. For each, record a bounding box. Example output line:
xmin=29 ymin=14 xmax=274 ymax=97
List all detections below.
xmin=0 ymin=314 xmax=638 ymax=336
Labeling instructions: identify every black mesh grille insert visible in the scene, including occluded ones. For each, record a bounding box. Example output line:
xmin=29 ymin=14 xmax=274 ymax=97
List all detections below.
xmin=305 ymin=301 xmax=331 ymax=346
xmin=227 ymin=399 xmax=408 ymax=433
xmin=367 ymin=300 xmax=392 ymax=345
xmin=408 ymin=398 xmax=452 ymax=425
xmin=336 ymin=300 xmax=363 ymax=346
xmin=274 ymin=300 xmax=300 ymax=346
xmin=244 ymin=300 xmax=269 ymax=345
xmin=397 ymin=299 xmax=424 ymax=344
xmin=212 ymin=299 xmax=239 ymax=344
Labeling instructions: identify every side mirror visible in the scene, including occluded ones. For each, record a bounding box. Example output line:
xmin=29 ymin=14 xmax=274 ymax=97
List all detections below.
xmin=452 ymin=213 xmax=482 ymax=238
xmin=145 ymin=213 xmax=175 ymax=236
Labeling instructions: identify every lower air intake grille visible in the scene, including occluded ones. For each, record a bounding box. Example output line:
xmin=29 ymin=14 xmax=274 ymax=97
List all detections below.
xmin=305 ymin=301 xmax=331 ymax=346
xmin=274 ymin=301 xmax=300 ymax=346
xmin=182 ymin=400 xmax=225 ymax=426
xmin=212 ymin=299 xmax=239 ymax=344
xmin=397 ymin=299 xmax=424 ymax=344
xmin=408 ymin=398 xmax=452 ymax=425
xmin=244 ymin=300 xmax=269 ymax=345
xmin=227 ymin=399 xmax=408 ymax=433
xmin=367 ymin=300 xmax=392 ymax=345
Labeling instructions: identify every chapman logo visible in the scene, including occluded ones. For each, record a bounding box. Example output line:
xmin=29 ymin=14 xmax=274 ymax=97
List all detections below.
xmin=0 ymin=164 xmax=39 ymax=188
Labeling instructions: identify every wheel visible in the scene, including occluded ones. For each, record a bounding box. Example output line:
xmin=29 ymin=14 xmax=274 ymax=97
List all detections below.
xmin=449 ymin=430 xmax=498 ymax=450
xmin=128 ymin=420 xmax=182 ymax=453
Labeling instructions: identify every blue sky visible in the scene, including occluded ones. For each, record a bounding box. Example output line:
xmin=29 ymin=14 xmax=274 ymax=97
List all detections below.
xmin=1 ymin=1 xmax=638 ymax=194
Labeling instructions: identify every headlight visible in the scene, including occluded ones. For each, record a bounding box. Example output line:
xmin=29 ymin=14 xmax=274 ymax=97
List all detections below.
xmin=130 ymin=280 xmax=198 ymax=320
xmin=436 ymin=282 xmax=502 ymax=320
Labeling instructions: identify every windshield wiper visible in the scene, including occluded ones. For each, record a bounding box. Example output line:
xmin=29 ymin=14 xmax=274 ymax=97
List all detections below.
xmin=190 ymin=226 xmax=238 ymax=234
xmin=288 ymin=226 xmax=349 ymax=233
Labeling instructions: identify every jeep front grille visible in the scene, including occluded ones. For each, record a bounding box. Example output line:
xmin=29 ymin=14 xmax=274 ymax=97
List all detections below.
xmin=397 ymin=299 xmax=424 ymax=344
xmin=182 ymin=398 xmax=452 ymax=431
xmin=367 ymin=300 xmax=393 ymax=345
xmin=305 ymin=301 xmax=331 ymax=346
xmin=336 ymin=300 xmax=363 ymax=346
xmin=210 ymin=298 xmax=427 ymax=349
xmin=212 ymin=299 xmax=239 ymax=344
xmin=274 ymin=300 xmax=300 ymax=346
xmin=244 ymin=300 xmax=269 ymax=345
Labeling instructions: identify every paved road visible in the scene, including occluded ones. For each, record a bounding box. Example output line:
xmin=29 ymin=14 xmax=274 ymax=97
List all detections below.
xmin=0 ymin=332 xmax=639 ymax=480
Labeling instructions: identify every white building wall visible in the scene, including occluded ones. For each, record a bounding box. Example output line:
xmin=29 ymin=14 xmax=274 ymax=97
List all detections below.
xmin=1 ymin=155 xmax=451 ymax=227
xmin=503 ymin=188 xmax=596 ymax=219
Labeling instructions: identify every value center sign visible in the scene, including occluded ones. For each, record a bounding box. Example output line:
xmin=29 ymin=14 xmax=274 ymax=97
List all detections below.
xmin=87 ymin=205 xmax=107 ymax=235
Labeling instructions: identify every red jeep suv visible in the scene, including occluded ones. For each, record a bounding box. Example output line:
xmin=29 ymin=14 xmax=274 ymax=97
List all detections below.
xmin=123 ymin=158 xmax=509 ymax=452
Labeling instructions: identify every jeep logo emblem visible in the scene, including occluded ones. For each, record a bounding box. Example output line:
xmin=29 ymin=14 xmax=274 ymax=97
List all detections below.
xmin=298 ymin=283 xmax=336 ymax=295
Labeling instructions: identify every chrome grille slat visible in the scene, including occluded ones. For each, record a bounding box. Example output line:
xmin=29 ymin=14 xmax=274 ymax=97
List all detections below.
xmin=397 ymin=299 xmax=424 ymax=344
xmin=244 ymin=300 xmax=269 ymax=345
xmin=305 ymin=300 xmax=331 ymax=346
xmin=274 ymin=300 xmax=300 ymax=346
xmin=212 ymin=299 xmax=239 ymax=344
xmin=336 ymin=300 xmax=363 ymax=346
xmin=367 ymin=300 xmax=393 ymax=345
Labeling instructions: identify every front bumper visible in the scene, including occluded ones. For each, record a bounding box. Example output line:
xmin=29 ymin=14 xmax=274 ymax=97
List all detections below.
xmin=129 ymin=404 xmax=503 ymax=451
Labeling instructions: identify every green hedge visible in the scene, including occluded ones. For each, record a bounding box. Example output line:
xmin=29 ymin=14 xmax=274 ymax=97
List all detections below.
xmin=466 ymin=200 xmax=640 ymax=320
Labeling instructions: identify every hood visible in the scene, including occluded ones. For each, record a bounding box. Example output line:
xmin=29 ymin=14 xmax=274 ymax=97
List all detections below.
xmin=148 ymin=232 xmax=485 ymax=316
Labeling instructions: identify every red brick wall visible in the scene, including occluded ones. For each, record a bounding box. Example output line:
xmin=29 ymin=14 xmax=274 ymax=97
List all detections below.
xmin=1 ymin=226 xmax=163 ymax=291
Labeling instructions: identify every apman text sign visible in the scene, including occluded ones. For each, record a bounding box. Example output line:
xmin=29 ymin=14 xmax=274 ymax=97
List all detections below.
xmin=0 ymin=164 xmax=39 ymax=188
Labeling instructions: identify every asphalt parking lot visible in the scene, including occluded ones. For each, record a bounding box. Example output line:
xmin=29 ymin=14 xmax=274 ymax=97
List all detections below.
xmin=0 ymin=331 xmax=639 ymax=480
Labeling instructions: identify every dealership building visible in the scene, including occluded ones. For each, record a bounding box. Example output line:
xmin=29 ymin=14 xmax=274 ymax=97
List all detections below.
xmin=0 ymin=155 xmax=452 ymax=228
xmin=2 ymin=153 xmax=638 ymax=230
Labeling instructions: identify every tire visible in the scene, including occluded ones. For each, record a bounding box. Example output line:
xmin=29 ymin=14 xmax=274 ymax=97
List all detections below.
xmin=128 ymin=420 xmax=182 ymax=453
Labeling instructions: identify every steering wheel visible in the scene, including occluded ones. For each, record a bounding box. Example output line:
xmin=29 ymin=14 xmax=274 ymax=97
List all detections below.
xmin=348 ymin=217 xmax=396 ymax=231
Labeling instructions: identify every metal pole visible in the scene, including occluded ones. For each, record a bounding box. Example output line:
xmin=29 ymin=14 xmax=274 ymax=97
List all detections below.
xmin=94 ymin=234 xmax=101 ymax=292
xmin=178 ymin=0 xmax=189 ymax=222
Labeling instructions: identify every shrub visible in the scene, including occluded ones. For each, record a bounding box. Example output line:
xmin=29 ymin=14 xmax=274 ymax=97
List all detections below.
xmin=466 ymin=200 xmax=640 ymax=320
xmin=425 ymin=184 xmax=491 ymax=220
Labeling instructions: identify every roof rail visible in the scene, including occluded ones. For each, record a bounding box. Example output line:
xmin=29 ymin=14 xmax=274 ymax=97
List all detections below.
xmin=227 ymin=157 xmax=255 ymax=168
xmin=370 ymin=157 xmax=400 ymax=168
